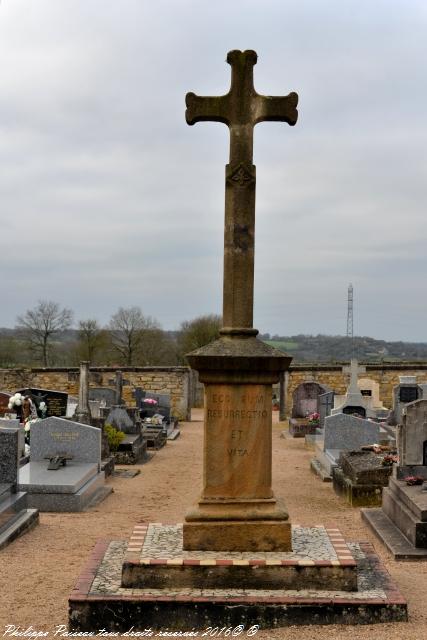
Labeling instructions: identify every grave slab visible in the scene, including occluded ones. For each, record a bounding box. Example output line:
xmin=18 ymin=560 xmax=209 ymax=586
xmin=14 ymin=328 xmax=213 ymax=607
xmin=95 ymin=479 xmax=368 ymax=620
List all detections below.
xmin=332 ymin=451 xmax=393 ymax=507
xmin=19 ymin=417 xmax=111 ymax=512
xmin=19 ymin=462 xmax=99 ymax=494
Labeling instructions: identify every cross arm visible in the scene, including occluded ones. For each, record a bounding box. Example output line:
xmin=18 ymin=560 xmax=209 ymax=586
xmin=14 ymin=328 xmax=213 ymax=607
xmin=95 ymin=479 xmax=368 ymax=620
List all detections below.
xmin=185 ymin=92 xmax=230 ymax=126
xmin=254 ymin=92 xmax=298 ymax=126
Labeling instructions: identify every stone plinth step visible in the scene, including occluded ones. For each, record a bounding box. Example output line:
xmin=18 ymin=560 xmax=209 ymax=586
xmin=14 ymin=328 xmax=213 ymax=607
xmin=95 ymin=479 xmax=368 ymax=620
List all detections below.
xmin=382 ymin=487 xmax=427 ymax=548
xmin=167 ymin=428 xmax=180 ymax=440
xmin=388 ymin=478 xmax=427 ymax=521
xmin=68 ymin=537 xmax=407 ymax=631
xmin=120 ymin=523 xmax=356 ymax=591
xmin=0 ymin=508 xmax=39 ymax=550
xmin=361 ymin=507 xmax=427 ymax=559
xmin=310 ymin=458 xmax=332 ymax=482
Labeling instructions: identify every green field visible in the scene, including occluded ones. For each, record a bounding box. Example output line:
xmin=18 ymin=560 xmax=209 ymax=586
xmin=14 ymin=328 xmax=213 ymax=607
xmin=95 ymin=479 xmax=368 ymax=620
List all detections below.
xmin=264 ymin=340 xmax=299 ymax=351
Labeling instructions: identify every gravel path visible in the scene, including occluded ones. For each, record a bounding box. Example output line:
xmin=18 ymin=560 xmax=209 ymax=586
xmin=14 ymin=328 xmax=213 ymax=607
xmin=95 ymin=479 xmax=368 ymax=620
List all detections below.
xmin=1 ymin=409 xmax=426 ymax=639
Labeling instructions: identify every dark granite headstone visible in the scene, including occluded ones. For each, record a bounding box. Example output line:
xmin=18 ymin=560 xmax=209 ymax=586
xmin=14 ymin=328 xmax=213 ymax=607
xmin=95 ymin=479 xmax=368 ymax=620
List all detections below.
xmin=89 ymin=388 xmax=116 ymax=407
xmin=0 ymin=428 xmax=19 ymax=487
xmin=105 ymin=406 xmax=139 ymax=435
xmin=399 ymin=386 xmax=419 ymax=403
xmin=319 ymin=391 xmax=334 ymax=429
xmin=343 ymin=405 xmax=366 ymax=418
xmin=133 ymin=387 xmax=145 ymax=407
xmin=18 ymin=388 xmax=68 ymax=418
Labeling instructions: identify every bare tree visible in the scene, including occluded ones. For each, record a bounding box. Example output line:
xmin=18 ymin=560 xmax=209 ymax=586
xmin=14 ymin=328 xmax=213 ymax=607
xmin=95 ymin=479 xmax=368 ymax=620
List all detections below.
xmin=177 ymin=314 xmax=221 ymax=362
xmin=108 ymin=307 xmax=161 ymax=366
xmin=16 ymin=300 xmax=73 ymax=366
xmin=77 ymin=319 xmax=108 ymax=363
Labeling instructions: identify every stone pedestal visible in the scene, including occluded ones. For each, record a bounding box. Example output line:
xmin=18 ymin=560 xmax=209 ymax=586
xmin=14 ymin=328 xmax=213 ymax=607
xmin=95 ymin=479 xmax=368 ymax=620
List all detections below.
xmin=183 ymin=334 xmax=292 ymax=551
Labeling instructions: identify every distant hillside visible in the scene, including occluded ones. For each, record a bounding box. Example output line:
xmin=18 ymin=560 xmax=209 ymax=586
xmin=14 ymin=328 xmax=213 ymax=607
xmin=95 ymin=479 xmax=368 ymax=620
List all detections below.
xmin=261 ymin=334 xmax=427 ymax=363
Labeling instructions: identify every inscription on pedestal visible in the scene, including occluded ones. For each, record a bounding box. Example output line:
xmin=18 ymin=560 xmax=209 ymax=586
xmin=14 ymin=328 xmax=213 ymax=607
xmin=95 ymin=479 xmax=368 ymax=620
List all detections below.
xmin=204 ymin=385 xmax=272 ymax=500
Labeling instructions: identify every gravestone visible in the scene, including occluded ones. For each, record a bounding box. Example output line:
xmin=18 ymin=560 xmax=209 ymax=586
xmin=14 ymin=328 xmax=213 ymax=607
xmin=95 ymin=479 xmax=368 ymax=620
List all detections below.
xmin=89 ymin=387 xmax=116 ymax=407
xmin=291 ymin=382 xmax=329 ymax=418
xmin=74 ymin=361 xmax=91 ymax=425
xmin=331 ymin=360 xmax=380 ymax=419
xmin=324 ymin=413 xmax=380 ymax=451
xmin=0 ymin=428 xmax=38 ymax=549
xmin=388 ymin=377 xmax=423 ymax=425
xmin=18 ymin=387 xmax=68 ymax=418
xmin=0 ymin=392 xmax=12 ymax=417
xmin=19 ymin=417 xmax=112 ymax=511
xmin=0 ymin=418 xmax=25 ymax=460
xmin=312 ymin=413 xmax=380 ymax=480
xmin=319 ymin=390 xmax=334 ymax=428
xmin=105 ymin=406 xmax=138 ymax=434
xmin=362 ymin=398 xmax=427 ymax=558
xmin=104 ymin=403 xmax=147 ymax=464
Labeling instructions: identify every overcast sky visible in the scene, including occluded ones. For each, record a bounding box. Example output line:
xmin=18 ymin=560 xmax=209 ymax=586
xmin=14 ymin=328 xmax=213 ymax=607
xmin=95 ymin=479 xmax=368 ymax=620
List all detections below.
xmin=0 ymin=1 xmax=426 ymax=341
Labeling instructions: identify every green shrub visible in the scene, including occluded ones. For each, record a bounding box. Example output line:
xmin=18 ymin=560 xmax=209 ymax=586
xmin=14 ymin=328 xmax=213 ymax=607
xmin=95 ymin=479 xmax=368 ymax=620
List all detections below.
xmin=104 ymin=423 xmax=125 ymax=452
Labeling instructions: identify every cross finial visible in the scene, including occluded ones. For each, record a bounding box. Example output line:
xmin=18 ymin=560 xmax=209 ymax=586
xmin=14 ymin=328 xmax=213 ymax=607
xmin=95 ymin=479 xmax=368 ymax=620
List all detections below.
xmin=186 ymin=50 xmax=298 ymax=165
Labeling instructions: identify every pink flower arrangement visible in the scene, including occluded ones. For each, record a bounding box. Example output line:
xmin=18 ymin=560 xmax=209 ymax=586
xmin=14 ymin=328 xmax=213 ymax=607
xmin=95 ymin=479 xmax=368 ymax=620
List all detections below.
xmin=404 ymin=476 xmax=425 ymax=486
xmin=382 ymin=454 xmax=398 ymax=467
xmin=143 ymin=398 xmax=158 ymax=405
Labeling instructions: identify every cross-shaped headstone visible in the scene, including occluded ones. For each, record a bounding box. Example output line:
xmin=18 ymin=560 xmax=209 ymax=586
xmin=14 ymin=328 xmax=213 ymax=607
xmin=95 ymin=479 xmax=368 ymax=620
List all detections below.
xmin=186 ymin=50 xmax=298 ymax=332
xmin=342 ymin=359 xmax=366 ymax=394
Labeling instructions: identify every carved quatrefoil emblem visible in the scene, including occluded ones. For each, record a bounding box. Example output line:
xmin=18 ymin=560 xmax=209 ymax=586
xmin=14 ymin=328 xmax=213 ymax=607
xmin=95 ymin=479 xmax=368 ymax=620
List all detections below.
xmin=226 ymin=163 xmax=255 ymax=187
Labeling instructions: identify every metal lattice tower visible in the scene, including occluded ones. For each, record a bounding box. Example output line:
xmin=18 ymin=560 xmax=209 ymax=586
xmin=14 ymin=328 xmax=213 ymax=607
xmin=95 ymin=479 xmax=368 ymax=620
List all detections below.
xmin=347 ymin=283 xmax=354 ymax=341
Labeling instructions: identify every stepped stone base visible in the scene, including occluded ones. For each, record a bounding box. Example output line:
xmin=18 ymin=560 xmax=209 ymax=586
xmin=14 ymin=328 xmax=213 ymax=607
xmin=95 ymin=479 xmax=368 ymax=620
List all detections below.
xmin=121 ymin=524 xmax=356 ymax=591
xmin=69 ymin=534 xmax=407 ymax=631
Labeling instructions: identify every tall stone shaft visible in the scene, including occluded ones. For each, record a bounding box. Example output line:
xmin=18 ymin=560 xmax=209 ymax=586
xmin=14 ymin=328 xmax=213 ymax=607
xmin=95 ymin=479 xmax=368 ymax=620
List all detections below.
xmin=74 ymin=361 xmax=91 ymax=425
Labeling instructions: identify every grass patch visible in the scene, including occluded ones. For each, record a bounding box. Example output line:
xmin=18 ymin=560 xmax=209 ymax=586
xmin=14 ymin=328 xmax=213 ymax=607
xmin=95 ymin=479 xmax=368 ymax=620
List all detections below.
xmin=264 ymin=340 xmax=299 ymax=351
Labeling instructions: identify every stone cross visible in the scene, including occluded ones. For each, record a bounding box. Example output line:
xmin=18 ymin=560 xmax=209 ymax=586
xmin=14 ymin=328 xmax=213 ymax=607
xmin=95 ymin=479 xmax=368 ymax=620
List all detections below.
xmin=186 ymin=50 xmax=298 ymax=332
xmin=74 ymin=361 xmax=92 ymax=425
xmin=184 ymin=51 xmax=297 ymax=552
xmin=114 ymin=370 xmax=123 ymax=406
xmin=342 ymin=359 xmax=366 ymax=394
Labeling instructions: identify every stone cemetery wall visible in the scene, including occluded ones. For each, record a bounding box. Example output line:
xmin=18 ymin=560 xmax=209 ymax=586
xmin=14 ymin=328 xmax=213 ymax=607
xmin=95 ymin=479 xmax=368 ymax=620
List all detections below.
xmin=0 ymin=366 xmax=192 ymax=421
xmin=1 ymin=362 xmax=427 ymax=417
